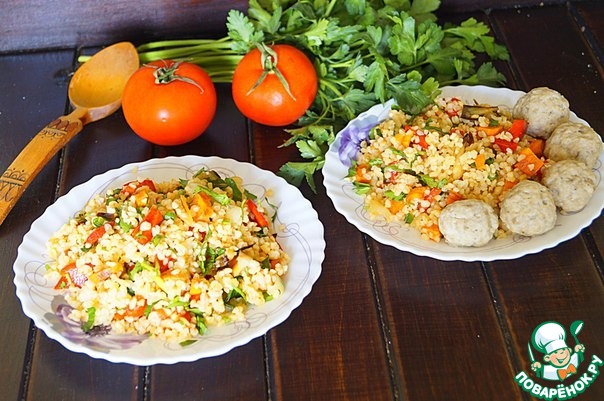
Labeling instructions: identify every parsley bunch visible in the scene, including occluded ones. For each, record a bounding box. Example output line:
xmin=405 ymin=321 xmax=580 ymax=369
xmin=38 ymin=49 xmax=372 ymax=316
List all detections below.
xmin=136 ymin=0 xmax=509 ymax=191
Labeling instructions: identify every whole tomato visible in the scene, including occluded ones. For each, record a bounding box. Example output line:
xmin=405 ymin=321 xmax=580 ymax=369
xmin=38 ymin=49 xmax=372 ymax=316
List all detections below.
xmin=122 ymin=60 xmax=217 ymax=146
xmin=232 ymin=44 xmax=318 ymax=126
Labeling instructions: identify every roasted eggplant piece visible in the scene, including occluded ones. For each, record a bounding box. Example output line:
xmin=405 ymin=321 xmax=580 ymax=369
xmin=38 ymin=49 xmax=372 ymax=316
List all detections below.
xmin=461 ymin=104 xmax=498 ymax=119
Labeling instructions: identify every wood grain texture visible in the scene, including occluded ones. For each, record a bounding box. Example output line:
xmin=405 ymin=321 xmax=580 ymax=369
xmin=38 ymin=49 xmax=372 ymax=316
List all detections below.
xmin=574 ymin=1 xmax=604 ymax=258
xmin=252 ymin=125 xmax=394 ymax=401
xmin=374 ymin=248 xmax=524 ymax=401
xmin=0 ymin=49 xmax=74 ymax=401
xmin=0 ymin=0 xmax=248 ymax=52
xmin=0 ymin=0 xmax=589 ymax=52
xmin=150 ymin=340 xmax=267 ymax=401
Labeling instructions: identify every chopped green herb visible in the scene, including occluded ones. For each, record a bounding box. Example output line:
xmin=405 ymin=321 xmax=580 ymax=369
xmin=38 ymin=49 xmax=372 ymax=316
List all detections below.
xmin=82 ymin=307 xmax=96 ymax=333
xmin=384 ymin=190 xmax=405 ymax=201
xmin=167 ymin=298 xmax=189 ymax=308
xmin=224 ymin=177 xmax=243 ymax=201
xmin=225 ymin=287 xmax=247 ymax=303
xmin=353 ymin=182 xmax=371 ymax=195
xmin=195 ymin=186 xmax=231 ymax=206
xmin=119 ymin=220 xmax=133 ymax=232
xmin=92 ymin=216 xmax=105 ymax=227
xmin=151 ymin=234 xmax=164 ymax=246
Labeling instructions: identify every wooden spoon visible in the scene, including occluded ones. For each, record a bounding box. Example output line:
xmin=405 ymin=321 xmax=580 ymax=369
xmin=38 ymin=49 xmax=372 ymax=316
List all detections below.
xmin=0 ymin=42 xmax=139 ymax=225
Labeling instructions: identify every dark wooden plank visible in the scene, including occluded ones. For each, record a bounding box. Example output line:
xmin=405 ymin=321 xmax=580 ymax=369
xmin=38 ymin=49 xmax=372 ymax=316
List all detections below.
xmin=485 ymin=242 xmax=604 ymax=400
xmin=440 ymin=0 xmax=570 ymax=14
xmin=3 ymin=1 xmax=590 ymax=53
xmin=486 ymin=5 xmax=604 ymax=400
xmin=149 ymin=341 xmax=266 ymax=401
xmin=26 ymin=338 xmax=144 ymax=401
xmin=0 ymin=49 xmax=75 ymax=401
xmin=1 ymin=0 xmax=248 ymax=52
xmin=374 ymin=251 xmax=522 ymax=400
xmin=575 ymin=1 xmax=604 ymax=59
xmin=574 ymin=1 xmax=604 ymax=258
xmin=252 ymin=128 xmax=393 ymax=400
xmin=493 ymin=5 xmax=604 ymax=133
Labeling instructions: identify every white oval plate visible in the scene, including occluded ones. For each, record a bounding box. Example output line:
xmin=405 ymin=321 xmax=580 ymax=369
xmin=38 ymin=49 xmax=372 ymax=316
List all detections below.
xmin=13 ymin=156 xmax=325 ymax=365
xmin=323 ymin=85 xmax=603 ymax=261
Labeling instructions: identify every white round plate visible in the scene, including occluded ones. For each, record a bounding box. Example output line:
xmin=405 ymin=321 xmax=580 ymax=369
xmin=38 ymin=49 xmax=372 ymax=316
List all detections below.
xmin=323 ymin=85 xmax=603 ymax=261
xmin=13 ymin=156 xmax=325 ymax=364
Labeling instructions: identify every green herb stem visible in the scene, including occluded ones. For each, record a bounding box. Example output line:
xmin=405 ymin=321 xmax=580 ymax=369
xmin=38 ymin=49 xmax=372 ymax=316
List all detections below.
xmin=136 ymin=36 xmax=233 ymax=52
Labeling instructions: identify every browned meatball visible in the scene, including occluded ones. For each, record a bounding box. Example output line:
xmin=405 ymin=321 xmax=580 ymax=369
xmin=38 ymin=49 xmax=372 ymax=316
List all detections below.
xmin=541 ymin=159 xmax=597 ymax=213
xmin=500 ymin=180 xmax=557 ymax=236
xmin=513 ymin=87 xmax=569 ymax=139
xmin=544 ymin=122 xmax=603 ymax=168
xmin=438 ymin=199 xmax=498 ymax=247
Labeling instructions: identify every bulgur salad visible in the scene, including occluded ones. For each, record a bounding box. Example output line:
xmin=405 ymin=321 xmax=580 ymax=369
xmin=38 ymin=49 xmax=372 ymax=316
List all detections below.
xmin=332 ymin=86 xmax=602 ymax=248
xmin=45 ymin=168 xmax=290 ymax=343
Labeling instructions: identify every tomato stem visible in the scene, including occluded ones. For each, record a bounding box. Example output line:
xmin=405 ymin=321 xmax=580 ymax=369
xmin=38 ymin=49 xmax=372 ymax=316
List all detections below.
xmin=147 ymin=61 xmax=205 ymax=94
xmin=246 ymin=42 xmax=296 ymax=101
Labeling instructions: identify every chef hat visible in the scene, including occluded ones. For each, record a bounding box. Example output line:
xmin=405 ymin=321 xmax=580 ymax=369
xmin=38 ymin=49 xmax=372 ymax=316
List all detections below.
xmin=532 ymin=322 xmax=568 ymax=354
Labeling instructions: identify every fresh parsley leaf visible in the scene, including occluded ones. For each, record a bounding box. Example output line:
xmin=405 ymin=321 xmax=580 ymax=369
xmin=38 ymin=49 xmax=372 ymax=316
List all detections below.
xmin=296 ymin=140 xmax=323 ymax=159
xmin=409 ymin=0 xmax=441 ymax=21
xmin=226 ymin=10 xmax=264 ymax=53
xmin=248 ymin=0 xmax=282 ymax=34
xmin=278 ymin=162 xmax=319 ymax=192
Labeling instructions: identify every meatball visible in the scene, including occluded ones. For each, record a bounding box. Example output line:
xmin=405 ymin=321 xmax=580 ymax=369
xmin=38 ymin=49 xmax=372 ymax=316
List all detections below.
xmin=541 ymin=159 xmax=597 ymax=213
xmin=512 ymin=87 xmax=569 ymax=139
xmin=438 ymin=199 xmax=498 ymax=247
xmin=500 ymin=180 xmax=557 ymax=236
xmin=544 ymin=122 xmax=603 ymax=168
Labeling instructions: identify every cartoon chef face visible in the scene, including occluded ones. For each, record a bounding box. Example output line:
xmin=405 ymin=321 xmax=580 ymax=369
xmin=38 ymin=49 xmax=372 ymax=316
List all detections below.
xmin=544 ymin=347 xmax=572 ymax=367
xmin=531 ymin=321 xmax=570 ymax=365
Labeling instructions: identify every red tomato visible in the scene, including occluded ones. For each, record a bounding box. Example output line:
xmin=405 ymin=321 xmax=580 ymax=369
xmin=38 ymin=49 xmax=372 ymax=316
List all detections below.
xmin=122 ymin=60 xmax=217 ymax=146
xmin=232 ymin=44 xmax=318 ymax=126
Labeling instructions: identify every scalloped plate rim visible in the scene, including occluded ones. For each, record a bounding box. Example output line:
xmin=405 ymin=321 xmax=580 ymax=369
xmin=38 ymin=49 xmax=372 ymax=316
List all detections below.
xmin=323 ymin=85 xmax=603 ymax=262
xmin=13 ymin=155 xmax=325 ymax=365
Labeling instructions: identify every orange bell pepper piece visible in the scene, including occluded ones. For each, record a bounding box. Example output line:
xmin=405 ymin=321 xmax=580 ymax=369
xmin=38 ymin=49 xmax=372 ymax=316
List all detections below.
xmin=515 ymin=148 xmax=544 ymax=177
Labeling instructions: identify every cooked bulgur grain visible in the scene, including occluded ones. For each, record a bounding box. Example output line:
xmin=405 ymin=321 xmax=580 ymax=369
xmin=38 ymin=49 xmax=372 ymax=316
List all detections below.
xmin=45 ymin=169 xmax=289 ymax=342
xmin=347 ymin=97 xmax=541 ymax=243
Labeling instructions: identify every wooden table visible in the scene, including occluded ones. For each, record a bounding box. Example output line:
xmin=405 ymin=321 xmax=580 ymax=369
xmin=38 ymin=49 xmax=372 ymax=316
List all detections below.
xmin=1 ymin=1 xmax=602 ymax=400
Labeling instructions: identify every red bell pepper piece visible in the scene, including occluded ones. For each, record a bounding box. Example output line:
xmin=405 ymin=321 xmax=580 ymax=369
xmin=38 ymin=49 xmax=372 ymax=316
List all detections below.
xmin=494 ymin=138 xmax=518 ymax=153
xmin=132 ymin=206 xmax=164 ymax=244
xmin=85 ymin=225 xmax=106 ymax=246
xmin=424 ymin=187 xmax=442 ymax=203
xmin=120 ymin=179 xmax=157 ymax=198
xmin=246 ymin=199 xmax=269 ymax=228
xmin=508 ymin=119 xmax=527 ymax=139
xmin=415 ymin=134 xmax=429 ymax=149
